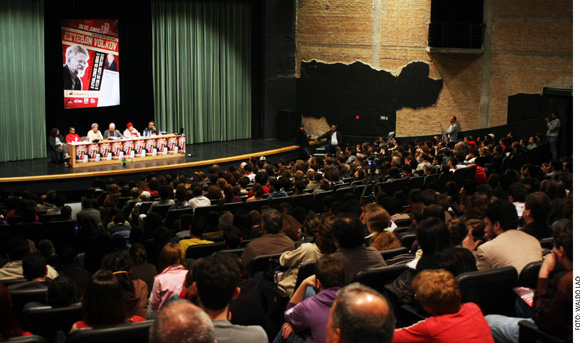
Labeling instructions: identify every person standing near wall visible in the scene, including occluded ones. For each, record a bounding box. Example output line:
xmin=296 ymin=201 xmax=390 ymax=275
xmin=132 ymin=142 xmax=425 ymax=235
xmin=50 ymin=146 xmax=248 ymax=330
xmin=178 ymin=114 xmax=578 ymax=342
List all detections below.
xmin=446 ymin=116 xmax=459 ymax=148
xmin=546 ymin=112 xmax=560 ymax=159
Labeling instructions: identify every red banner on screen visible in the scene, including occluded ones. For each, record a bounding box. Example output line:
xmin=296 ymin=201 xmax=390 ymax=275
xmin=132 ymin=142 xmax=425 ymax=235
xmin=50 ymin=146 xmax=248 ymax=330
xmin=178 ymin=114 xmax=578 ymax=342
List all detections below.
xmin=62 ymin=19 xmax=119 ymax=109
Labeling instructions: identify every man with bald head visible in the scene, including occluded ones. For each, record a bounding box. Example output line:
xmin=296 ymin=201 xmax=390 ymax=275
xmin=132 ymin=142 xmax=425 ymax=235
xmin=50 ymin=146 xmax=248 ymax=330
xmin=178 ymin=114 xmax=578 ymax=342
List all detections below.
xmin=103 ymin=123 xmax=123 ymax=140
xmin=326 ymin=283 xmax=395 ymax=343
xmin=149 ymin=300 xmax=215 ymax=343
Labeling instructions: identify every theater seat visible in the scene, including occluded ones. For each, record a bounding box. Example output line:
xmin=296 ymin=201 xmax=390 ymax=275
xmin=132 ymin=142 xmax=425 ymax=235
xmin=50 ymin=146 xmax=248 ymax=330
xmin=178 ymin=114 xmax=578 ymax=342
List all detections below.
xmin=456 ymin=266 xmax=518 ymax=316
xmin=185 ymin=242 xmax=225 ymax=260
xmin=291 ymin=260 xmax=316 ymax=297
xmin=247 ymin=252 xmax=284 ymax=277
xmin=518 ymin=261 xmax=543 ymax=289
xmin=352 ymin=264 xmax=407 ymax=293
xmin=65 ymin=320 xmax=153 ymax=343
xmin=19 ymin=304 xmax=83 ymax=343
xmin=10 ymin=288 xmax=48 ymax=316
xmin=380 ymin=247 xmax=409 ymax=261
xmin=518 ymin=320 xmax=564 ymax=343
xmin=0 ymin=335 xmax=49 ymax=343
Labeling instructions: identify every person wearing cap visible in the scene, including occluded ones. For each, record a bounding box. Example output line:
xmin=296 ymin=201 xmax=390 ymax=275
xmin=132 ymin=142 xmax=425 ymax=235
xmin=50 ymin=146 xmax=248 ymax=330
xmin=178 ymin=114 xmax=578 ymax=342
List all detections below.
xmin=124 ymin=122 xmax=141 ymax=138
xmin=103 ymin=123 xmax=123 ymax=140
xmin=87 ymin=123 xmax=103 ymax=142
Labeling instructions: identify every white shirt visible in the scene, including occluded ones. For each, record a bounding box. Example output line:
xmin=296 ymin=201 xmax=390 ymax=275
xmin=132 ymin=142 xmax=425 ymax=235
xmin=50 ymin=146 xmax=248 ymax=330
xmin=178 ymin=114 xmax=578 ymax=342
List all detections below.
xmin=124 ymin=128 xmax=141 ymax=138
xmin=331 ymin=132 xmax=338 ymax=145
xmin=188 ymin=196 xmax=211 ymax=213
xmin=87 ymin=130 xmax=103 ymax=142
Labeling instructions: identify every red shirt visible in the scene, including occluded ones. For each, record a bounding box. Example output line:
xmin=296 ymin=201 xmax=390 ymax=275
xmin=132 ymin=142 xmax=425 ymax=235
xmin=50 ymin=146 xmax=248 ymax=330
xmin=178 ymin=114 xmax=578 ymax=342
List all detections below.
xmin=393 ymin=303 xmax=494 ymax=343
xmin=66 ymin=134 xmax=81 ymax=143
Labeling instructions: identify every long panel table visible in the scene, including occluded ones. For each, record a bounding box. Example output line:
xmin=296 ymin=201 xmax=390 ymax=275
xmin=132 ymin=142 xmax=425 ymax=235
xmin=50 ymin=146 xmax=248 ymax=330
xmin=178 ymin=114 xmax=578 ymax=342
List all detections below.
xmin=67 ymin=134 xmax=186 ymax=168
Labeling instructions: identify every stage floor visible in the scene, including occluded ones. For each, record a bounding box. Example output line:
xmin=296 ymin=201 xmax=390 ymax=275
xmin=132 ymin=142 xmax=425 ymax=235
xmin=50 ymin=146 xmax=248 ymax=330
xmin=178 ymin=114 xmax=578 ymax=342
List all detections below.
xmin=0 ymin=138 xmax=295 ymax=180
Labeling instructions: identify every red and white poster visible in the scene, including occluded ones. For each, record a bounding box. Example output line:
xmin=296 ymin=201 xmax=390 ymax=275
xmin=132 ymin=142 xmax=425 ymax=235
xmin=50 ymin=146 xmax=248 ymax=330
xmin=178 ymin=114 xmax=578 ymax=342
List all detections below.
xmin=62 ymin=19 xmax=119 ymax=109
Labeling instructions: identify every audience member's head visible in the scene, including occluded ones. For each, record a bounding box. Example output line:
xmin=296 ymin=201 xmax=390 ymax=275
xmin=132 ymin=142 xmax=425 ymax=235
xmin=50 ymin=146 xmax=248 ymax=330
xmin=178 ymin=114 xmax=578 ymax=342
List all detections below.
xmin=223 ymin=226 xmax=242 ymax=249
xmin=7 ymin=236 xmax=30 ymax=261
xmin=22 ymin=253 xmax=47 ymax=281
xmin=484 ymin=199 xmax=518 ymax=239
xmin=412 ymin=269 xmax=462 ymax=316
xmin=331 ymin=213 xmax=365 ymax=249
xmin=158 ymin=243 xmax=183 ymax=272
xmin=261 ymin=208 xmax=283 ymax=234
xmin=523 ymin=191 xmax=551 ymax=225
xmin=447 ymin=218 xmax=468 ymax=246
xmin=363 ymin=203 xmax=390 ymax=234
xmin=327 ymin=283 xmax=394 ymax=343
xmin=82 ymin=270 xmax=128 ymax=326
xmin=552 ymin=218 xmax=572 ymax=262
xmin=194 ymin=254 xmax=241 ymax=313
xmin=314 ymin=256 xmax=345 ymax=290
xmin=47 ymin=276 xmax=77 ymax=308
xmin=149 ymin=300 xmax=215 ymax=343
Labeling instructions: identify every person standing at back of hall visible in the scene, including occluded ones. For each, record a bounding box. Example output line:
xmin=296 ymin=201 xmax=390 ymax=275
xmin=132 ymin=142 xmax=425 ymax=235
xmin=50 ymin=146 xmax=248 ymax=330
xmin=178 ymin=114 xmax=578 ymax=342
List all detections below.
xmin=296 ymin=123 xmax=314 ymax=160
xmin=446 ymin=116 xmax=458 ymax=148
xmin=546 ymin=112 xmax=560 ymax=159
xmin=316 ymin=124 xmax=342 ymax=155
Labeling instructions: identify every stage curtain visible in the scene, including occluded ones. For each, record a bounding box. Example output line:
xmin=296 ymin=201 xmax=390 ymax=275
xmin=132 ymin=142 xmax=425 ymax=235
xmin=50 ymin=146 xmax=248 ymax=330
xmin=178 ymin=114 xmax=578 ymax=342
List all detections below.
xmin=0 ymin=0 xmax=46 ymax=162
xmin=151 ymin=0 xmax=252 ymax=143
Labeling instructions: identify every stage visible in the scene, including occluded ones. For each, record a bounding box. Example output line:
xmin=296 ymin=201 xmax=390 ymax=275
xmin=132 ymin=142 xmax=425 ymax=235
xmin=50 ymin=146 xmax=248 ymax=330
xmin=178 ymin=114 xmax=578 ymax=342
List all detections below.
xmin=0 ymin=138 xmax=304 ymax=198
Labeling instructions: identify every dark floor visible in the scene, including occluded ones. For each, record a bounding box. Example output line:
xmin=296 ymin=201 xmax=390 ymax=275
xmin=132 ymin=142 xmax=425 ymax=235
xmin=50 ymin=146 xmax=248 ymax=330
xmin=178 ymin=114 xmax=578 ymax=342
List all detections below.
xmin=0 ymin=138 xmax=293 ymax=179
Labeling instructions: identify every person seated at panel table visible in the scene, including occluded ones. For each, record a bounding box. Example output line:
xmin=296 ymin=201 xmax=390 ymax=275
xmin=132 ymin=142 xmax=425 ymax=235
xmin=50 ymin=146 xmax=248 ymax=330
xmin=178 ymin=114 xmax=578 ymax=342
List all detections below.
xmin=66 ymin=127 xmax=81 ymax=143
xmin=143 ymin=121 xmax=158 ymax=136
xmin=123 ymin=122 xmax=141 ymax=138
xmin=87 ymin=123 xmax=103 ymax=142
xmin=48 ymin=128 xmax=70 ymax=162
xmin=103 ymin=123 xmax=123 ymax=140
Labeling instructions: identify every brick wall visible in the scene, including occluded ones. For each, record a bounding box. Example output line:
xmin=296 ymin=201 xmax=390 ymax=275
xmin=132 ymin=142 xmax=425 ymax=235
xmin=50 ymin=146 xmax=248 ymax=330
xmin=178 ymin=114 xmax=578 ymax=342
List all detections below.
xmin=296 ymin=0 xmax=572 ymax=137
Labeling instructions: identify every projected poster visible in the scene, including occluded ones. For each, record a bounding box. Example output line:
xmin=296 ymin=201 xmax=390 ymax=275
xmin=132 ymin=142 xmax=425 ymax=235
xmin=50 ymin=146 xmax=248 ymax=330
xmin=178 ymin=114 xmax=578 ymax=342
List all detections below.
xmin=62 ymin=19 xmax=119 ymax=109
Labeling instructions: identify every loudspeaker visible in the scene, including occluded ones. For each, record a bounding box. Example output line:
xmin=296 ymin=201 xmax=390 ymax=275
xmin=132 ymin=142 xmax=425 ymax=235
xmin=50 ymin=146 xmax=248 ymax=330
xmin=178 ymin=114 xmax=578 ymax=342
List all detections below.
xmin=276 ymin=110 xmax=301 ymax=141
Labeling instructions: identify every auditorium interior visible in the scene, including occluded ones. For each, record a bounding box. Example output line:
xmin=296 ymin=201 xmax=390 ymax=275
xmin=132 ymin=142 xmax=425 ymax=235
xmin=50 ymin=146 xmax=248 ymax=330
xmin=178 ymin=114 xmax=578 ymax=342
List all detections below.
xmin=0 ymin=0 xmax=574 ymax=342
